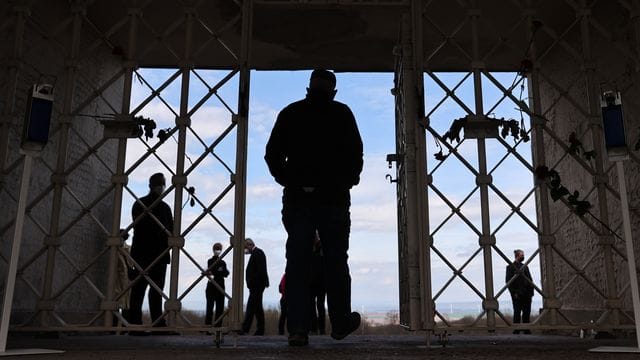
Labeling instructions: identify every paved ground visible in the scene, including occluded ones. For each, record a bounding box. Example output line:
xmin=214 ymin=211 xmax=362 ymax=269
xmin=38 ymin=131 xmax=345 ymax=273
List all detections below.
xmin=4 ymin=333 xmax=640 ymax=359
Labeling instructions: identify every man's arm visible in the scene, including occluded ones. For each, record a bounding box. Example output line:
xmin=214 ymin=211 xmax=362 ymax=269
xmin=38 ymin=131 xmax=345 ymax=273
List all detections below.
xmin=343 ymin=106 xmax=363 ymax=187
xmin=265 ymin=111 xmax=288 ymax=187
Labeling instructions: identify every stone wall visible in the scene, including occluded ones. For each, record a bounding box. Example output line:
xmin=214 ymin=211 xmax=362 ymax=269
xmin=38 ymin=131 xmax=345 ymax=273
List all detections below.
xmin=0 ymin=5 xmax=123 ymax=324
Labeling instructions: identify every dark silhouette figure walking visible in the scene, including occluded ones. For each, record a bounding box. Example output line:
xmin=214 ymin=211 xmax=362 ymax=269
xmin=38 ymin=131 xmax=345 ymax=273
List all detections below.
xmin=241 ymin=238 xmax=269 ymax=335
xmin=265 ymin=69 xmax=364 ymax=346
xmin=205 ymin=242 xmax=229 ymax=327
xmin=506 ymin=249 xmax=534 ymax=334
xmin=278 ymin=273 xmax=287 ymax=335
xmin=129 ymin=173 xmax=173 ymax=329
xmin=310 ymin=234 xmax=326 ymax=335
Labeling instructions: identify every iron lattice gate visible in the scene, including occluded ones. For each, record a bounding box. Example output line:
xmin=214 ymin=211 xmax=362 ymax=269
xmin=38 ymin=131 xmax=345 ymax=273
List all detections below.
xmin=393 ymin=0 xmax=640 ymax=334
xmin=0 ymin=0 xmax=253 ymax=333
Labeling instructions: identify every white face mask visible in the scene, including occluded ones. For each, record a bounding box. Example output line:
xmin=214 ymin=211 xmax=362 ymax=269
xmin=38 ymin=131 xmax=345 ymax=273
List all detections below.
xmin=214 ymin=250 xmax=221 ymax=256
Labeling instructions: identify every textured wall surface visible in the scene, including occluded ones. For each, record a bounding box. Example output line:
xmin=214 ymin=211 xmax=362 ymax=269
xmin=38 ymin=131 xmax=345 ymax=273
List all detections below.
xmin=535 ymin=2 xmax=640 ymax=325
xmin=0 ymin=7 xmax=123 ymax=324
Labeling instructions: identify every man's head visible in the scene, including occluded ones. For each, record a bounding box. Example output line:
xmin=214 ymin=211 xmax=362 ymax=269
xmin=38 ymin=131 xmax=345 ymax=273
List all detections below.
xmin=244 ymin=238 xmax=255 ymax=254
xmin=149 ymin=173 xmax=166 ymax=195
xmin=308 ymin=69 xmax=337 ymax=99
xmin=213 ymin=242 xmax=223 ymax=256
xmin=514 ymin=249 xmax=525 ymax=262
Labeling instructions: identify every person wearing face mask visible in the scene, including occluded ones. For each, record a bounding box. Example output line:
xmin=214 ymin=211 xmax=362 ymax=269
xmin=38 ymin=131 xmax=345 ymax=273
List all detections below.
xmin=506 ymin=249 xmax=535 ymax=334
xmin=265 ymin=70 xmax=363 ymax=346
xmin=241 ymin=238 xmax=269 ymax=335
xmin=129 ymin=173 xmax=174 ymax=333
xmin=204 ymin=242 xmax=229 ymax=328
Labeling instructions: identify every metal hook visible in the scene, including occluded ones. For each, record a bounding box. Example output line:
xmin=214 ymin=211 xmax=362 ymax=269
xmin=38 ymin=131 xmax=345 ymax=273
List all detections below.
xmin=385 ymin=174 xmax=397 ymax=183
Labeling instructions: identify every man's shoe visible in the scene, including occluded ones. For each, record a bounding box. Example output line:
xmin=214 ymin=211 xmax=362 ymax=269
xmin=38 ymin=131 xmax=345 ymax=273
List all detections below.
xmin=253 ymin=331 xmax=264 ymax=336
xmin=288 ymin=333 xmax=309 ymax=346
xmin=330 ymin=312 xmax=361 ymax=340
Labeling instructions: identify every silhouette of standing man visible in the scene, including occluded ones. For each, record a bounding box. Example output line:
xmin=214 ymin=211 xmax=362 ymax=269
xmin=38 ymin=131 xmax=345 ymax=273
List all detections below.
xmin=242 ymin=238 xmax=269 ymax=335
xmin=129 ymin=173 xmax=173 ymax=330
xmin=204 ymin=242 xmax=229 ymax=328
xmin=265 ymin=69 xmax=364 ymax=346
xmin=506 ymin=249 xmax=534 ymax=334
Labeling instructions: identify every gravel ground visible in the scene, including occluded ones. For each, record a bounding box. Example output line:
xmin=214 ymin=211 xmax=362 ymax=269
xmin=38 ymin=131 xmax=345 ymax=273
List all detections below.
xmin=4 ymin=333 xmax=639 ymax=359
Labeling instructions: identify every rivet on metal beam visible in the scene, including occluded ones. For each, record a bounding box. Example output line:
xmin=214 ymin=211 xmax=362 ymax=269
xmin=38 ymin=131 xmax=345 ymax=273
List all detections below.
xmin=478 ymin=235 xmax=496 ymax=246
xmin=172 ymin=174 xmax=188 ymax=187
xmin=100 ymin=301 xmax=119 ymax=311
xmin=531 ymin=115 xmax=546 ymax=127
xmin=111 ymin=174 xmax=128 ymax=185
xmin=605 ymin=298 xmax=622 ymax=309
xmin=425 ymin=174 xmax=433 ymax=185
xmin=106 ymin=236 xmax=124 ymax=247
xmin=425 ymin=235 xmax=433 ymax=247
xmin=230 ymin=173 xmax=236 ymax=183
xmin=123 ymin=60 xmax=138 ymax=71
xmin=475 ymin=174 xmax=493 ymax=185
xmin=592 ymin=174 xmax=609 ymax=185
xmin=58 ymin=115 xmax=73 ymax=125
xmin=178 ymin=60 xmax=194 ymax=70
xmin=36 ymin=300 xmax=55 ymax=311
xmin=167 ymin=236 xmax=185 ymax=248
xmin=539 ymin=235 xmax=555 ymax=245
xmin=175 ymin=115 xmax=191 ymax=127
xmin=50 ymin=173 xmax=67 ymax=185
xmin=482 ymin=299 xmax=499 ymax=310
xmin=471 ymin=61 xmax=485 ymax=70
xmin=44 ymin=236 xmax=61 ymax=246
xmin=164 ymin=299 xmax=182 ymax=311
xmin=544 ymin=298 xmax=562 ymax=309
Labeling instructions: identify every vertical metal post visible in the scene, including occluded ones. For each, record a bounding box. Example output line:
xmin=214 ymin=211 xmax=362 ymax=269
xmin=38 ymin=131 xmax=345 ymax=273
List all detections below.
xmin=399 ymin=9 xmax=429 ymax=331
xmin=230 ymin=0 xmax=252 ymax=332
xmin=578 ymin=0 xmax=619 ymax=326
xmin=524 ymin=2 xmax=559 ymax=326
xmin=166 ymin=4 xmax=194 ymax=326
xmin=469 ymin=1 xmax=496 ymax=330
xmin=616 ymin=161 xmax=640 ymax=348
xmin=0 ymin=154 xmax=33 ymax=352
xmin=0 ymin=5 xmax=28 ymax=190
xmin=39 ymin=2 xmax=84 ymax=326
xmin=103 ymin=4 xmax=139 ymax=327
xmin=410 ymin=0 xmax=433 ymax=333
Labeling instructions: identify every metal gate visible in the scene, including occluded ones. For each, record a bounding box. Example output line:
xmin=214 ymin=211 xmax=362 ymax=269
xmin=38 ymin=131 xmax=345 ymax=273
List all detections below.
xmin=392 ymin=0 xmax=640 ymax=333
xmin=0 ymin=0 xmax=253 ymax=333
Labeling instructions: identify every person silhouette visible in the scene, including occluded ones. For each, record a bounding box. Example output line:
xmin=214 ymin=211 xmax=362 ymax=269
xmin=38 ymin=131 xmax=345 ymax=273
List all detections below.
xmin=506 ymin=249 xmax=534 ymax=334
xmin=265 ymin=69 xmax=364 ymax=346
xmin=241 ymin=238 xmax=269 ymax=335
xmin=128 ymin=173 xmax=173 ymax=333
xmin=204 ymin=242 xmax=229 ymax=328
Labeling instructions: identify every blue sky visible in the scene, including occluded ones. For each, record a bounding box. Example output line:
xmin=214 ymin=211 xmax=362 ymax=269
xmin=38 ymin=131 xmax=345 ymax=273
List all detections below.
xmin=122 ymin=69 xmax=540 ymax=315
